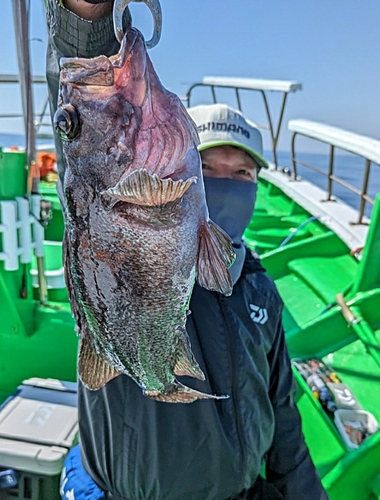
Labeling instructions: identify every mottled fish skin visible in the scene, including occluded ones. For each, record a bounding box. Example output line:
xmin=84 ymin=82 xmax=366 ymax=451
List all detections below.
xmin=56 ymin=28 xmax=235 ymax=402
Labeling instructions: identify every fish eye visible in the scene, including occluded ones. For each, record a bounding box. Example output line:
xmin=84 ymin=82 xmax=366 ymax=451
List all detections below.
xmin=53 ymin=105 xmax=80 ymax=141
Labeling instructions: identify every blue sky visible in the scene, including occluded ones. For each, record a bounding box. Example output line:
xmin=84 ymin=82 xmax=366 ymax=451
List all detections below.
xmin=1 ymin=0 xmax=380 ymax=154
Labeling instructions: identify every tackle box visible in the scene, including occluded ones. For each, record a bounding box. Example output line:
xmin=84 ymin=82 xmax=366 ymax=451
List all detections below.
xmin=0 ymin=377 xmax=78 ymax=500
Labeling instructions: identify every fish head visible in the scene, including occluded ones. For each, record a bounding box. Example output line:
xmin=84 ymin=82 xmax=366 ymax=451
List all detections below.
xmin=55 ymin=28 xmax=200 ymax=199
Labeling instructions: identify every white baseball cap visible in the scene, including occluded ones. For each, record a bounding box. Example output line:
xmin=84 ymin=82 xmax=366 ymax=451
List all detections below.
xmin=187 ymin=103 xmax=268 ymax=169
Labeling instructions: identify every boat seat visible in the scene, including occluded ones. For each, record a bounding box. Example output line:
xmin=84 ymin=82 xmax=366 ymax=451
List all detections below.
xmin=280 ymin=195 xmax=380 ymax=330
xmin=245 ymin=214 xmax=323 ymax=254
xmin=285 ymin=194 xmax=380 ymax=314
xmin=275 ymin=273 xmax=327 ymax=329
xmin=287 ymin=254 xmax=358 ymax=304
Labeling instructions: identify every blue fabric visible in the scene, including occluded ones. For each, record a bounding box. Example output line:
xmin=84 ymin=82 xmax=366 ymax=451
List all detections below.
xmin=60 ymin=445 xmax=105 ymax=500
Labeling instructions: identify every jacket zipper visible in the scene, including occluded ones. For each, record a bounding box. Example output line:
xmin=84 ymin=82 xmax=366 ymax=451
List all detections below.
xmin=217 ymin=294 xmax=247 ymax=492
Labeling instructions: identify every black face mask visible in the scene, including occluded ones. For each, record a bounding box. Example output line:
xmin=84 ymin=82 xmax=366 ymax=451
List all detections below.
xmin=203 ymin=177 xmax=257 ymax=285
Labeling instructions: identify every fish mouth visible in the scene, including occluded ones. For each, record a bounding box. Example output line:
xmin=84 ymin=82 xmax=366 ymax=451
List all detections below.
xmin=60 ymin=28 xmax=146 ymax=92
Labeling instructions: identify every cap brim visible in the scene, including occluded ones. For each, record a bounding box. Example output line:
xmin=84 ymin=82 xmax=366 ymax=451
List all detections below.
xmin=198 ymin=140 xmax=269 ymax=169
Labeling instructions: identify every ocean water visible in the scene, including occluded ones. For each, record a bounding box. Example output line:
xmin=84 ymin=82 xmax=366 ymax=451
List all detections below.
xmin=0 ymin=133 xmax=379 ymax=217
xmin=0 ymin=133 xmax=26 ymax=148
xmin=0 ymin=133 xmax=52 ymax=149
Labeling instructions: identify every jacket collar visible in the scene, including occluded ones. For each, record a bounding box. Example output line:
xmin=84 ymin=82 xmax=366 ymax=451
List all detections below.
xmin=241 ymin=249 xmax=266 ymax=276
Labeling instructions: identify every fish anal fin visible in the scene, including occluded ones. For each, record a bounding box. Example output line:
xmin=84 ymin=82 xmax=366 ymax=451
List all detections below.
xmin=197 ymin=220 xmax=236 ymax=296
xmin=106 ymin=169 xmax=197 ymax=206
xmin=173 ymin=327 xmax=205 ymax=380
xmin=78 ymin=336 xmax=122 ymax=390
xmin=174 ymin=355 xmax=205 ymax=380
xmin=145 ymin=381 xmax=229 ymax=403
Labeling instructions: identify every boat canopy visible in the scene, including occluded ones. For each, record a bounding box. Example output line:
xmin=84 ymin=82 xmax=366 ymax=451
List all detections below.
xmin=183 ymin=76 xmax=302 ymax=168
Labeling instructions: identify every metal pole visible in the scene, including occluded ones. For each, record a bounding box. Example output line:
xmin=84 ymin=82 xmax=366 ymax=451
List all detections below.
xmin=11 ymin=0 xmax=48 ymax=304
xmin=259 ymin=90 xmax=277 ymax=168
xmin=211 ymin=86 xmax=217 ymax=104
xmin=326 ymin=145 xmax=335 ymax=201
xmin=358 ymin=159 xmax=371 ymax=224
xmin=235 ymin=88 xmax=242 ymax=112
xmin=291 ymin=132 xmax=298 ymax=180
xmin=11 ymin=0 xmax=36 ymax=192
xmin=273 ymin=93 xmax=289 ymax=156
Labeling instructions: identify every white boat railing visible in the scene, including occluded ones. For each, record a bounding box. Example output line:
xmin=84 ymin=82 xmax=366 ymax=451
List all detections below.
xmin=0 ymin=196 xmax=45 ymax=272
xmin=288 ymin=119 xmax=380 ymax=224
xmin=183 ymin=76 xmax=302 ymax=169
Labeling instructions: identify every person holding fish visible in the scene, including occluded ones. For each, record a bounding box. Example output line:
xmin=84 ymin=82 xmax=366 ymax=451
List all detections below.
xmin=46 ymin=1 xmax=329 ymax=499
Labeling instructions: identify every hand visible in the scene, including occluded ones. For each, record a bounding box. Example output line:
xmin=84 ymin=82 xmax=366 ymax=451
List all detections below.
xmin=62 ymin=0 xmax=113 ymax=20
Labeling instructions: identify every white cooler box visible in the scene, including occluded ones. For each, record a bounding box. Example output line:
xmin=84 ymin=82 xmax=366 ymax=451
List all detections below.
xmin=0 ymin=378 xmax=78 ymax=500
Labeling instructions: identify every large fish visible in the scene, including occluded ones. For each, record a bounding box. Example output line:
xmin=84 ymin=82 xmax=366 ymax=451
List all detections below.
xmin=54 ymin=28 xmax=235 ymax=403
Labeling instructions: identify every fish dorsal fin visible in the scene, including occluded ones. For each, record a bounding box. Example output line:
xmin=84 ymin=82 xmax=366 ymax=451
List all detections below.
xmin=173 ymin=328 xmax=205 ymax=381
xmin=78 ymin=336 xmax=122 ymax=390
xmin=197 ymin=220 xmax=236 ymax=296
xmin=105 ymin=169 xmax=197 ymax=206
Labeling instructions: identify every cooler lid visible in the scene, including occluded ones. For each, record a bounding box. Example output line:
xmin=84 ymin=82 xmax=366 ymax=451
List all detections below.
xmin=0 ymin=437 xmax=68 ymax=476
xmin=0 ymin=396 xmax=78 ymax=448
xmin=22 ymin=378 xmax=77 ymax=393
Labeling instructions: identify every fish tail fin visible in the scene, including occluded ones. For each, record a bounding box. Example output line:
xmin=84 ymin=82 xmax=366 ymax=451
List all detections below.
xmin=105 ymin=169 xmax=197 ymax=206
xmin=197 ymin=220 xmax=236 ymax=296
xmin=145 ymin=381 xmax=229 ymax=403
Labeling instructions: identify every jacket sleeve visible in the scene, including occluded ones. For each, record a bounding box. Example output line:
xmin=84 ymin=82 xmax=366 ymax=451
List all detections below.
xmin=265 ymin=315 xmax=330 ymax=500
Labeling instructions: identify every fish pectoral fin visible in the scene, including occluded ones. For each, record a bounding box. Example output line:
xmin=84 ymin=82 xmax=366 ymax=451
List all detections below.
xmin=78 ymin=336 xmax=122 ymax=390
xmin=196 ymin=220 xmax=236 ymax=296
xmin=105 ymin=169 xmax=197 ymax=207
xmin=174 ymin=328 xmax=205 ymax=380
xmin=145 ymin=381 xmax=229 ymax=403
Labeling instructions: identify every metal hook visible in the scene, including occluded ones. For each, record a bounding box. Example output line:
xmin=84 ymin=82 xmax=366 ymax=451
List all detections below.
xmin=113 ymin=0 xmax=162 ymax=48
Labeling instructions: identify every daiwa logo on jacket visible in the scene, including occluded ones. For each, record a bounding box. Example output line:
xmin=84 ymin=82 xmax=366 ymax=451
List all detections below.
xmin=249 ymin=304 xmax=268 ymax=324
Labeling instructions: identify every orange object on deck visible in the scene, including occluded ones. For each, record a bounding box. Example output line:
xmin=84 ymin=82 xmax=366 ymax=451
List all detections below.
xmin=37 ymin=152 xmax=58 ymax=181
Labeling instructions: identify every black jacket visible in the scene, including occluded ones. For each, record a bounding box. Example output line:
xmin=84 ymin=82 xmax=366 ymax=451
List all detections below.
xmin=78 ymin=253 xmax=328 ymax=500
